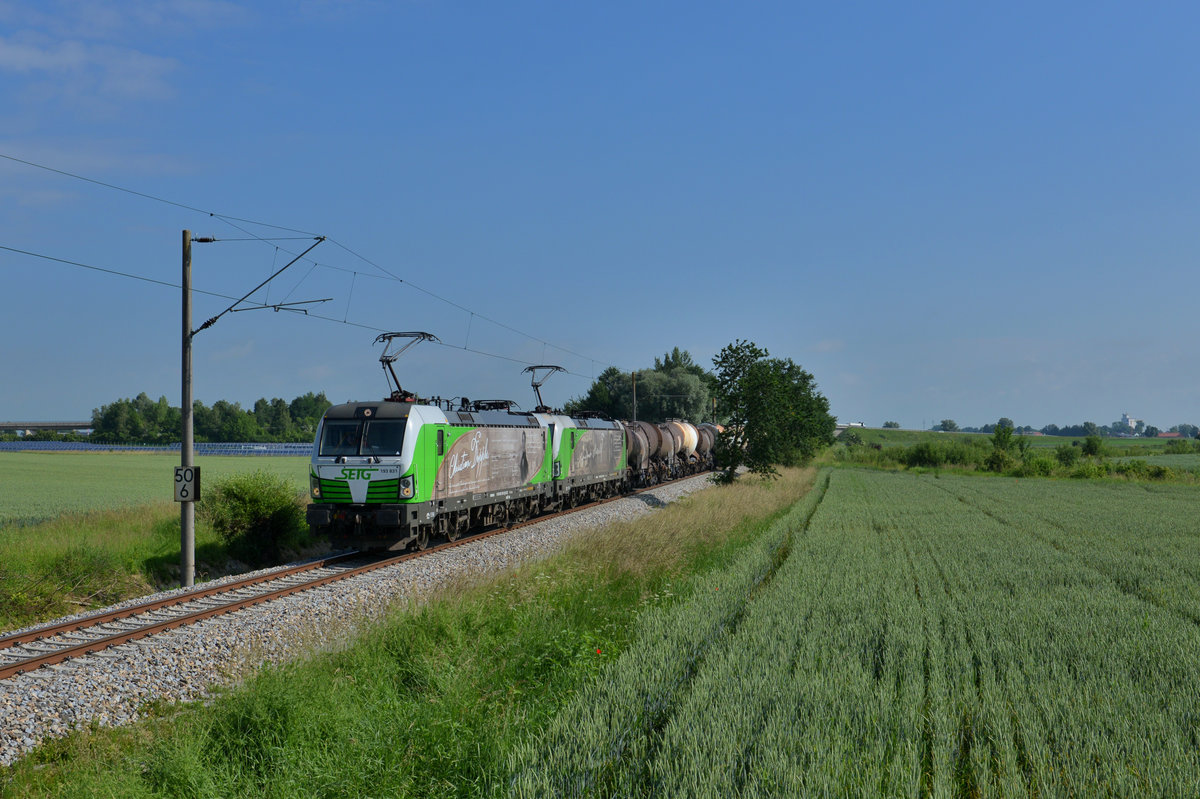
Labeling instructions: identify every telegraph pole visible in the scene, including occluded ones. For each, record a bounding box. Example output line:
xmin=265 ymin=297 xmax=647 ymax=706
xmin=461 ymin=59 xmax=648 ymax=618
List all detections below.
xmin=180 ymin=230 xmax=195 ymax=587
xmin=176 ymin=230 xmax=323 ymax=588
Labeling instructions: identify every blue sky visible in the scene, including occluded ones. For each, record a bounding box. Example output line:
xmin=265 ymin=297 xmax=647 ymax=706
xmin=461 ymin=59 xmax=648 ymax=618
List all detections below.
xmin=1 ymin=0 xmax=1197 ymax=430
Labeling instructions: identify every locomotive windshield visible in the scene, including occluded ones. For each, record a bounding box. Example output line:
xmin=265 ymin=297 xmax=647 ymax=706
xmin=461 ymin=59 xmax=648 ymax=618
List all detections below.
xmin=319 ymin=419 xmax=406 ymax=457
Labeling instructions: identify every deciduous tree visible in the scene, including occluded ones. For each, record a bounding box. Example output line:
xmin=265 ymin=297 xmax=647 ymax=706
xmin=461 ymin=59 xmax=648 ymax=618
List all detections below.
xmin=712 ymin=340 xmax=835 ymax=482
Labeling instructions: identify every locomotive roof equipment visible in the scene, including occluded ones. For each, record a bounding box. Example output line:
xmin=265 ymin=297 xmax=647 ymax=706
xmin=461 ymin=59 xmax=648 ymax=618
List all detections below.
xmin=522 ymin=364 xmax=566 ymax=413
xmin=375 ymin=331 xmax=438 ymax=403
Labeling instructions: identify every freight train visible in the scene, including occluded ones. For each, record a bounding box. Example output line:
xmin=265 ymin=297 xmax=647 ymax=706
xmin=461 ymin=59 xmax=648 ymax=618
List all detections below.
xmin=305 ymin=334 xmax=718 ymax=552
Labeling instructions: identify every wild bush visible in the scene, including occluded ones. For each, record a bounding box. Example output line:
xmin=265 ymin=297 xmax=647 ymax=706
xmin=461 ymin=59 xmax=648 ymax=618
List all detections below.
xmin=839 ymin=430 xmax=863 ymax=447
xmin=1113 ymin=459 xmax=1148 ymax=479
xmin=1014 ymin=455 xmax=1055 ymax=477
xmin=1113 ymin=460 xmax=1175 ymax=480
xmin=831 ymin=444 xmax=903 ymax=468
xmin=984 ymin=448 xmax=1014 ymax=473
xmin=1055 ymin=444 xmax=1080 ymax=467
xmin=1071 ymin=461 xmax=1107 ymax=479
xmin=902 ymin=439 xmax=987 ymax=468
xmin=1148 ymin=464 xmax=1176 ymax=480
xmin=198 ymin=470 xmax=307 ymax=566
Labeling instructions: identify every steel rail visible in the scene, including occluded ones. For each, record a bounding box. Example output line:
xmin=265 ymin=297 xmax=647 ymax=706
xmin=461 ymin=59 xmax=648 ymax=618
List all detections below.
xmin=0 ymin=471 xmax=710 ymax=681
xmin=0 ymin=551 xmax=364 ymax=649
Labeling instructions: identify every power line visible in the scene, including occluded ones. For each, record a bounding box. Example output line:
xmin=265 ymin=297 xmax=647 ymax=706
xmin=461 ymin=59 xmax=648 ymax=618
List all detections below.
xmin=1 ymin=150 xmax=618 ymax=374
xmin=0 ymin=240 xmax=598 ymax=381
xmin=0 ymin=242 xmax=234 ymax=301
xmin=326 ymin=238 xmax=607 ymax=366
xmin=0 ymin=152 xmax=319 ymax=237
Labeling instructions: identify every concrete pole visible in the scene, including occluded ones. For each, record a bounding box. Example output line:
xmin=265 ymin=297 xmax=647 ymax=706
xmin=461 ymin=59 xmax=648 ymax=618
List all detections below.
xmin=181 ymin=230 xmax=195 ymax=588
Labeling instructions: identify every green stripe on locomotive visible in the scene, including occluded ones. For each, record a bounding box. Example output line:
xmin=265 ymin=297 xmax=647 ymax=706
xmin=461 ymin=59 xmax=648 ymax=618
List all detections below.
xmin=314 ymin=475 xmax=352 ymax=501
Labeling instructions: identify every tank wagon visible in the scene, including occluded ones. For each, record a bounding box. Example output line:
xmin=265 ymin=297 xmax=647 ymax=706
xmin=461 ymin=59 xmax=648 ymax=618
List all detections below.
xmin=305 ymin=334 xmax=716 ymax=551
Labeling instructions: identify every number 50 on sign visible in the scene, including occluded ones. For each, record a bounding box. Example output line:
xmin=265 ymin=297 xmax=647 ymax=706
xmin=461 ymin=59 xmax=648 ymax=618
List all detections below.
xmin=174 ymin=466 xmax=201 ymax=502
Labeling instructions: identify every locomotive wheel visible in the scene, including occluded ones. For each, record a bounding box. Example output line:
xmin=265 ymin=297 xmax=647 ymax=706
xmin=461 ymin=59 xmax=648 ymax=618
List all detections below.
xmin=446 ymin=512 xmax=466 ymax=542
xmin=414 ymin=528 xmax=430 ymax=550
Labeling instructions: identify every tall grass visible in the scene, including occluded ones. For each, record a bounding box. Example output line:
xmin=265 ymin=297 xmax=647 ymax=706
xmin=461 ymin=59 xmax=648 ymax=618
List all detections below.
xmin=0 ymin=495 xmax=313 ymax=633
xmin=0 ymin=504 xmax=205 ymax=630
xmin=564 ymin=467 xmax=818 ymax=579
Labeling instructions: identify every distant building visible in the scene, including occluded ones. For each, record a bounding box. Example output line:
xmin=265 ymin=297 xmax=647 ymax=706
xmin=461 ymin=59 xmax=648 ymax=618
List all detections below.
xmin=1157 ymin=432 xmax=1184 ymax=438
xmin=1121 ymin=412 xmax=1141 ymax=429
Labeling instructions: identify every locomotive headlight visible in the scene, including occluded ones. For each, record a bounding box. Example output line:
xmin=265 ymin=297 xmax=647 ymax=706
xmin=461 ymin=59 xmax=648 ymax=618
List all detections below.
xmin=309 ymin=474 xmax=321 ymax=499
xmin=399 ymin=474 xmax=415 ymax=499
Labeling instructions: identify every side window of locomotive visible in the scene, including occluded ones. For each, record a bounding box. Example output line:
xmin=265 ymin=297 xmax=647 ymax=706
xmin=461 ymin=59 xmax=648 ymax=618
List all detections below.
xmin=320 ymin=421 xmax=362 ymax=457
xmin=437 ymin=429 xmax=445 ymax=456
xmin=363 ymin=420 xmax=405 ymax=457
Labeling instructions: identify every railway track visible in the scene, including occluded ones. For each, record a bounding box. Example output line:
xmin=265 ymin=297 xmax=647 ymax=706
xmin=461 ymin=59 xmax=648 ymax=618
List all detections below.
xmin=0 ymin=474 xmax=708 ymax=682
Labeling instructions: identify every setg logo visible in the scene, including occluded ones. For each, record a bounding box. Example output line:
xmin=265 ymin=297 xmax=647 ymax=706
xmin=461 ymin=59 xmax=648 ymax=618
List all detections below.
xmin=340 ymin=468 xmax=377 ymax=480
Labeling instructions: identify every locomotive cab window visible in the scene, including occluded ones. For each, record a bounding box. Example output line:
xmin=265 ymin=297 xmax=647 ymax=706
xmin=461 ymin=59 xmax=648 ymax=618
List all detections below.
xmin=320 ymin=421 xmax=363 ymax=457
xmin=362 ymin=420 xmax=405 ymax=457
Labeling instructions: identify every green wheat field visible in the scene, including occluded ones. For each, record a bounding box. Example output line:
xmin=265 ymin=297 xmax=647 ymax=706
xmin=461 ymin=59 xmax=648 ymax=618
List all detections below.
xmin=512 ymin=470 xmax=1200 ymax=796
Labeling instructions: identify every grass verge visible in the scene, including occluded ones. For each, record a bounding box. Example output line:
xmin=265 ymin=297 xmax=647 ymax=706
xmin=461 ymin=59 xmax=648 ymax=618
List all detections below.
xmin=0 ymin=504 xmax=210 ymax=631
xmin=0 ymin=453 xmax=315 ymax=630
xmin=0 ymin=490 xmax=316 ymax=633
xmin=1 ymin=467 xmax=817 ymax=798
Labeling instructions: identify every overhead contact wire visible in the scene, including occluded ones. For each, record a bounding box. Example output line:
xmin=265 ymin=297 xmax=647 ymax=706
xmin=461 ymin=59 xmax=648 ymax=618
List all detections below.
xmin=1 ymin=242 xmax=595 ymax=379
xmin=2 ymin=151 xmax=621 ymax=375
xmin=0 ymin=243 xmax=236 ymax=302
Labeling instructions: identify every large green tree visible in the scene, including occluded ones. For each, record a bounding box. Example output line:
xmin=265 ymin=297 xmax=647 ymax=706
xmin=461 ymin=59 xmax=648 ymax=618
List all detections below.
xmin=711 ymin=340 xmax=836 ymax=482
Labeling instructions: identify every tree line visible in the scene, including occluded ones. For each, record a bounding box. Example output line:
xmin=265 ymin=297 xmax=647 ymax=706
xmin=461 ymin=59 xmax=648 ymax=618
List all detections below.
xmin=32 ymin=341 xmax=839 ymax=477
xmin=87 ymin=392 xmax=333 ymax=443
xmin=934 ymin=418 xmax=1200 ymax=439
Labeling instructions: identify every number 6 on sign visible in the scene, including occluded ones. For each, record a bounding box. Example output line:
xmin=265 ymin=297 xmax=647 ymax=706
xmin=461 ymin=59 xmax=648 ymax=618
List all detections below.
xmin=174 ymin=466 xmax=201 ymax=502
